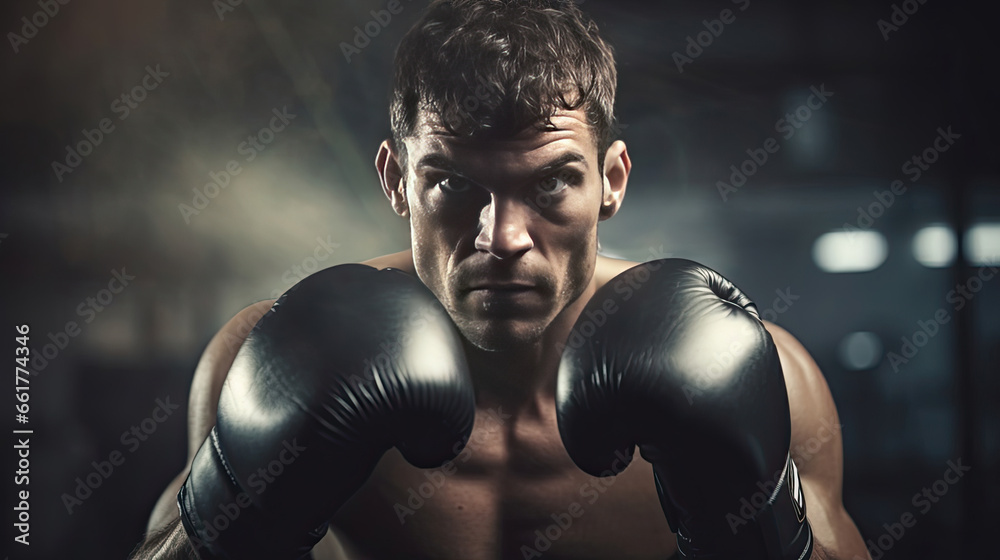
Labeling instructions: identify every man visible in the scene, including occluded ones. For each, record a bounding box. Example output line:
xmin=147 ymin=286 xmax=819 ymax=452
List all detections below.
xmin=133 ymin=1 xmax=868 ymax=558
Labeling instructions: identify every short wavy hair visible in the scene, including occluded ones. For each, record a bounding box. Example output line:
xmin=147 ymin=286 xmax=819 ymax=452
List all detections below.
xmin=390 ymin=0 xmax=618 ymax=166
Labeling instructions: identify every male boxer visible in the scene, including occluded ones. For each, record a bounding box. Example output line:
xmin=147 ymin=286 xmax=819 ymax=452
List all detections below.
xmin=133 ymin=0 xmax=868 ymax=558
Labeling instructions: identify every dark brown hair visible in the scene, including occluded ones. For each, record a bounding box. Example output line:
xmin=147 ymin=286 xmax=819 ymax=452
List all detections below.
xmin=390 ymin=0 xmax=618 ymax=166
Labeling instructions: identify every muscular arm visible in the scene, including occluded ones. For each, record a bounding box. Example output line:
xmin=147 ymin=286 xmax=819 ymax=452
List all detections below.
xmin=765 ymin=321 xmax=869 ymax=560
xmin=130 ymin=519 xmax=197 ymax=559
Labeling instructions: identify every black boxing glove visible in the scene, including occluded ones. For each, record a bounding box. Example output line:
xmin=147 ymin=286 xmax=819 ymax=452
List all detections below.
xmin=557 ymin=259 xmax=812 ymax=559
xmin=178 ymin=264 xmax=475 ymax=559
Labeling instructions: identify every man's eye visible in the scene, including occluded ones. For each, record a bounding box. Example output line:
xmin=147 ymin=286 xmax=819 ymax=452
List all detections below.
xmin=436 ymin=177 xmax=473 ymax=193
xmin=537 ymin=175 xmax=570 ymax=195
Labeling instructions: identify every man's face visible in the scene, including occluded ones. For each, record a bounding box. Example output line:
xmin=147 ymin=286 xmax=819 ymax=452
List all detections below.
xmin=397 ymin=108 xmax=608 ymax=352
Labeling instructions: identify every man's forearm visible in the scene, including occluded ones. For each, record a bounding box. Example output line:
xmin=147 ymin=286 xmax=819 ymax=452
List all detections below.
xmin=812 ymin=541 xmax=854 ymax=560
xmin=130 ymin=517 xmax=198 ymax=560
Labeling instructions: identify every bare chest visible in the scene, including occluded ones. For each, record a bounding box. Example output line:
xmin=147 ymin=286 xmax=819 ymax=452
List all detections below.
xmin=324 ymin=405 xmax=676 ymax=560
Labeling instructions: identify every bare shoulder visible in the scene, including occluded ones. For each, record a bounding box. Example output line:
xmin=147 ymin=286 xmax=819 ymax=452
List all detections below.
xmin=360 ymin=249 xmax=416 ymax=274
xmin=594 ymin=254 xmax=641 ymax=288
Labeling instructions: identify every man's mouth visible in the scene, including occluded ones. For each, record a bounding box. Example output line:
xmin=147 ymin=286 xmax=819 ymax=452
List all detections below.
xmin=463 ymin=282 xmax=544 ymax=311
xmin=467 ymin=283 xmax=535 ymax=292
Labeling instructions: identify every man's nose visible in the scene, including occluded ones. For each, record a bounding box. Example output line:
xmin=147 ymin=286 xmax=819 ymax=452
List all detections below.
xmin=474 ymin=194 xmax=533 ymax=260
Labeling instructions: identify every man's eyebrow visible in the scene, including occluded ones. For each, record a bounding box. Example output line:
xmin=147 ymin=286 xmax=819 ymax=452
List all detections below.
xmin=415 ymin=153 xmax=464 ymax=176
xmin=535 ymin=152 xmax=587 ymax=175
xmin=414 ymin=151 xmax=588 ymax=177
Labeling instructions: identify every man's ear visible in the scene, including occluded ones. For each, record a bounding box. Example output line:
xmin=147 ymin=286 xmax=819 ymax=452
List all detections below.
xmin=600 ymin=140 xmax=630 ymax=220
xmin=376 ymin=140 xmax=409 ymax=218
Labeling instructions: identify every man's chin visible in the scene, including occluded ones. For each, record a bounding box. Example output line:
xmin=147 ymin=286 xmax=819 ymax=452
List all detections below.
xmin=455 ymin=317 xmax=547 ymax=353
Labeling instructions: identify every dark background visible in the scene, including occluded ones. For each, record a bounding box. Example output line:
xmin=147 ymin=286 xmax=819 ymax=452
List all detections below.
xmin=1 ymin=0 xmax=997 ymax=558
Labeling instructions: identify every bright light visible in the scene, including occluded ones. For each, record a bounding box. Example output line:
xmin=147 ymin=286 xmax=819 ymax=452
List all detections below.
xmin=812 ymin=230 xmax=888 ymax=273
xmin=966 ymin=223 xmax=1000 ymax=266
xmin=837 ymin=331 xmax=883 ymax=371
xmin=913 ymin=224 xmax=956 ymax=268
